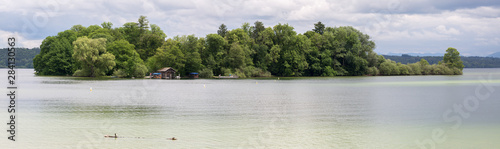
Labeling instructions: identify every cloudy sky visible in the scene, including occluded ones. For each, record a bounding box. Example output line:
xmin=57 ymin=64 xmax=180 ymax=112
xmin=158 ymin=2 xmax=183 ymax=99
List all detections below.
xmin=1 ymin=0 xmax=499 ymax=56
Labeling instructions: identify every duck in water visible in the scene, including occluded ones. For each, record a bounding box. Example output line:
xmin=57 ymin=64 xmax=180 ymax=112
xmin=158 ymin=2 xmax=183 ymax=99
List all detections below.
xmin=104 ymin=134 xmax=176 ymax=140
xmin=104 ymin=133 xmax=117 ymax=138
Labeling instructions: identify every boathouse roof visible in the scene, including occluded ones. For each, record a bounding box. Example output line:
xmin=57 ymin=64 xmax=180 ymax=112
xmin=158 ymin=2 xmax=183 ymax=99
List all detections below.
xmin=157 ymin=67 xmax=176 ymax=72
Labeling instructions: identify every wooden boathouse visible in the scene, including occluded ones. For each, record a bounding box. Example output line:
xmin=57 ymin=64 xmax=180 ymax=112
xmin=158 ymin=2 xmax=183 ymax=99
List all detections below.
xmin=156 ymin=67 xmax=177 ymax=79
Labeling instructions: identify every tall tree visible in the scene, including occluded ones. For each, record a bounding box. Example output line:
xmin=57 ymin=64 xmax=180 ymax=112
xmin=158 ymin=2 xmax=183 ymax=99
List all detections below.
xmin=217 ymin=24 xmax=228 ymax=37
xmin=313 ymin=21 xmax=325 ymax=35
xmin=225 ymin=42 xmax=246 ymax=69
xmin=101 ymin=22 xmax=113 ymax=29
xmin=177 ymin=35 xmax=203 ymax=75
xmin=138 ymin=15 xmax=150 ymax=34
xmin=241 ymin=22 xmax=253 ymax=37
xmin=252 ymin=21 xmax=265 ymax=39
xmin=225 ymin=29 xmax=254 ymax=67
xmin=72 ymin=37 xmax=115 ymax=77
xmin=443 ymin=47 xmax=464 ymax=70
xmin=121 ymin=22 xmax=141 ymax=46
xmin=204 ymin=34 xmax=227 ymax=75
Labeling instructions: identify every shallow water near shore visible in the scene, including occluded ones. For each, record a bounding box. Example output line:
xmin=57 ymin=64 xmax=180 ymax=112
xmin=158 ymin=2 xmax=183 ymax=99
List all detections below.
xmin=1 ymin=68 xmax=500 ymax=148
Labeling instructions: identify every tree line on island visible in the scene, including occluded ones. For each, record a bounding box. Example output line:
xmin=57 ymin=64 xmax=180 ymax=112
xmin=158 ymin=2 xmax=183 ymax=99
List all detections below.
xmin=33 ymin=16 xmax=465 ymax=78
xmin=5 ymin=47 xmax=495 ymax=69
xmin=382 ymin=55 xmax=500 ymax=68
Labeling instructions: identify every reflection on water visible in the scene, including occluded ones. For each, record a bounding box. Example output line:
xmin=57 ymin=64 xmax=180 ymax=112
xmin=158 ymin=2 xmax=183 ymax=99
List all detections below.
xmin=0 ymin=68 xmax=499 ymax=148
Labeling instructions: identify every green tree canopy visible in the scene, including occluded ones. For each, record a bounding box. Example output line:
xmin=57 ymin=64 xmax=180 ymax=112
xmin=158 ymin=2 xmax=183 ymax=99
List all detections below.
xmin=175 ymin=35 xmax=204 ymax=75
xmin=313 ymin=21 xmax=325 ymax=35
xmin=443 ymin=47 xmax=464 ymax=71
xmin=151 ymin=24 xmax=167 ymax=39
xmin=252 ymin=21 xmax=265 ymax=39
xmin=138 ymin=15 xmax=150 ymax=33
xmin=72 ymin=37 xmax=116 ymax=77
xmin=217 ymin=24 xmax=228 ymax=37
xmin=146 ymin=39 xmax=185 ymax=74
xmin=106 ymin=39 xmax=147 ymax=78
xmin=203 ymin=34 xmax=227 ymax=75
xmin=33 ymin=30 xmax=77 ymax=75
xmin=34 ymin=18 xmax=465 ymax=78
xmin=101 ymin=22 xmax=113 ymax=29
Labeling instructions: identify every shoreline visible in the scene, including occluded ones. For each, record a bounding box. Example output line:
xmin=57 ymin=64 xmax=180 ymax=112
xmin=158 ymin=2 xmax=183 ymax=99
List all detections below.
xmin=6 ymin=68 xmax=499 ymax=80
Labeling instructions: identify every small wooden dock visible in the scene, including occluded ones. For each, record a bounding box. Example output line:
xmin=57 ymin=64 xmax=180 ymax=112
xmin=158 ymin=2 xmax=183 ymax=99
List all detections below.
xmin=217 ymin=75 xmax=238 ymax=79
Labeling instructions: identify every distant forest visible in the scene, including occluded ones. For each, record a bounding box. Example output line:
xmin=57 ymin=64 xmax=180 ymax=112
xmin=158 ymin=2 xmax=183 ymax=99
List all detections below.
xmin=383 ymin=55 xmax=500 ymax=68
xmin=0 ymin=48 xmax=40 ymax=68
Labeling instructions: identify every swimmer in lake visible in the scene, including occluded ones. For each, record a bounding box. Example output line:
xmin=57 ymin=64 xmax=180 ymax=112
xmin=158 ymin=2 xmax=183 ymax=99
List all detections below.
xmin=167 ymin=137 xmax=177 ymax=140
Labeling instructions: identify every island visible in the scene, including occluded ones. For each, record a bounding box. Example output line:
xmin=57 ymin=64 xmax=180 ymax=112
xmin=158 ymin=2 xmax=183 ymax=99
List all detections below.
xmin=32 ymin=16 xmax=465 ymax=78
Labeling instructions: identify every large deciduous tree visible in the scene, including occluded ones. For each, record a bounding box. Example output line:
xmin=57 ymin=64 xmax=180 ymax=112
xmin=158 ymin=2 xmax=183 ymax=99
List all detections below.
xmin=177 ymin=35 xmax=203 ymax=75
xmin=106 ymin=39 xmax=147 ymax=78
xmin=33 ymin=30 xmax=77 ymax=75
xmin=72 ymin=37 xmax=115 ymax=77
xmin=203 ymin=34 xmax=227 ymax=75
xmin=146 ymin=39 xmax=185 ymax=74
xmin=443 ymin=47 xmax=464 ymax=71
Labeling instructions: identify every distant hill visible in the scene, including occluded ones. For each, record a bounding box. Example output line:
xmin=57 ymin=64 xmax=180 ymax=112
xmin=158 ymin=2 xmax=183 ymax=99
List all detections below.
xmin=383 ymin=55 xmax=500 ymax=68
xmin=385 ymin=52 xmax=445 ymax=57
xmin=0 ymin=48 xmax=40 ymax=68
xmin=488 ymin=52 xmax=500 ymax=58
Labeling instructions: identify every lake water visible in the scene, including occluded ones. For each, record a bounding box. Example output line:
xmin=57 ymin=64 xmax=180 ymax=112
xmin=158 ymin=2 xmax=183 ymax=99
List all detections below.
xmin=1 ymin=68 xmax=500 ymax=148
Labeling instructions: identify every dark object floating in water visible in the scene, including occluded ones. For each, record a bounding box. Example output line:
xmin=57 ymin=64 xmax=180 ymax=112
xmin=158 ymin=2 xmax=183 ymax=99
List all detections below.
xmin=104 ymin=133 xmax=118 ymax=138
xmin=104 ymin=133 xmax=177 ymax=140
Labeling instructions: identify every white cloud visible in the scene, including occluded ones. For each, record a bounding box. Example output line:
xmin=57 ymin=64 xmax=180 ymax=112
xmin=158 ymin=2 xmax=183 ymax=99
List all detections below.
xmin=287 ymin=0 xmax=332 ymax=21
xmin=1 ymin=30 xmax=42 ymax=48
xmin=435 ymin=25 xmax=460 ymax=35
xmin=0 ymin=0 xmax=499 ymax=55
xmin=475 ymin=37 xmax=500 ymax=46
xmin=454 ymin=6 xmax=500 ymax=18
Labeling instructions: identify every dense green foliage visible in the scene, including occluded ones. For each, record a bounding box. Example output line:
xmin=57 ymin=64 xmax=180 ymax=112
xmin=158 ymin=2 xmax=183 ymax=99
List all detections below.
xmin=34 ymin=30 xmax=77 ymax=75
xmin=33 ymin=16 xmax=161 ymax=77
xmin=107 ymin=39 xmax=148 ymax=78
xmin=383 ymin=55 xmax=500 ymax=68
xmin=443 ymin=47 xmax=465 ymax=71
xmin=378 ymin=58 xmax=462 ymax=75
xmin=33 ymin=17 xmax=468 ymax=78
xmin=72 ymin=37 xmax=116 ymax=77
